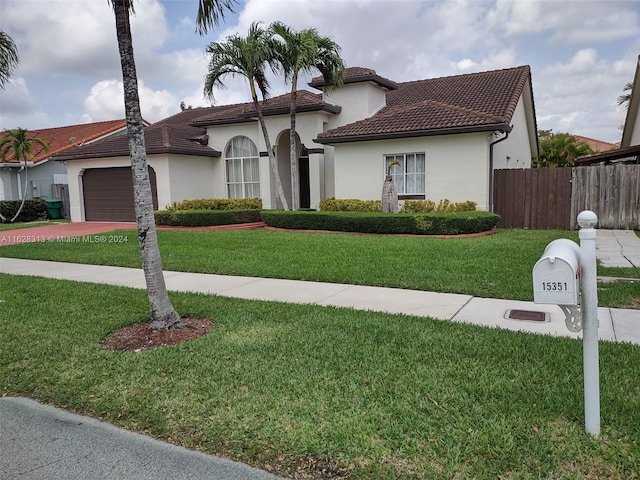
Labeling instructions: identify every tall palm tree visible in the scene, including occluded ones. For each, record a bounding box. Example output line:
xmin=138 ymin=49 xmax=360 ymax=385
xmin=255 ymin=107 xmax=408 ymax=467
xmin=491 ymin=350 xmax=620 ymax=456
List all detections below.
xmin=270 ymin=22 xmax=345 ymax=210
xmin=109 ymin=0 xmax=234 ymax=330
xmin=0 ymin=128 xmax=49 ymax=222
xmin=204 ymin=22 xmax=289 ymax=210
xmin=617 ymin=81 xmax=633 ymax=108
xmin=0 ymin=30 xmax=19 ymax=91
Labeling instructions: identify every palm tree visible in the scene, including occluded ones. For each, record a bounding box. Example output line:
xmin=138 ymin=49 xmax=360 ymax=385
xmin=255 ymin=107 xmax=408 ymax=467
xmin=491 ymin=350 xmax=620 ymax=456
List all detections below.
xmin=617 ymin=81 xmax=633 ymax=108
xmin=109 ymin=0 xmax=234 ymax=330
xmin=270 ymin=22 xmax=345 ymax=210
xmin=534 ymin=132 xmax=593 ymax=168
xmin=0 ymin=128 xmax=49 ymax=222
xmin=0 ymin=30 xmax=19 ymax=91
xmin=204 ymin=22 xmax=289 ymax=210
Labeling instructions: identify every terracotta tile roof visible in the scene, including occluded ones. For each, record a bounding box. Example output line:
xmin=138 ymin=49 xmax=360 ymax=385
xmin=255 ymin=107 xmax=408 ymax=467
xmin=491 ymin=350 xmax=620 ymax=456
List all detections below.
xmin=0 ymin=119 xmax=127 ymax=164
xmin=573 ymin=135 xmax=619 ymax=153
xmin=191 ymin=90 xmax=341 ymax=126
xmin=53 ymin=114 xmax=220 ymax=161
xmin=316 ymin=65 xmax=532 ymax=144
xmin=309 ymin=66 xmax=398 ymax=91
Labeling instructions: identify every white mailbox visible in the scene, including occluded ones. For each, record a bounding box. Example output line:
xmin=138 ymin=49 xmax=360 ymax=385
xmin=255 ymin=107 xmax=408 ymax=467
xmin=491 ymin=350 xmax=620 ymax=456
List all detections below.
xmin=532 ymin=239 xmax=581 ymax=305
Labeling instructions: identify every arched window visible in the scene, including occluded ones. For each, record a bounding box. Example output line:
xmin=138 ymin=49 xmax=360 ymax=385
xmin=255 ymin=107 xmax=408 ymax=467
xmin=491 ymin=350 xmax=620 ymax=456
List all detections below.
xmin=225 ymin=136 xmax=260 ymax=199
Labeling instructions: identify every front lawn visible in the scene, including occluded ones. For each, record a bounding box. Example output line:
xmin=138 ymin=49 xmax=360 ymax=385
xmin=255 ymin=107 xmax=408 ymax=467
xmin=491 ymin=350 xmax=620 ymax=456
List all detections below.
xmin=2 ymin=274 xmax=639 ymax=479
xmin=1 ymin=228 xmax=637 ymax=307
xmin=0 ymin=219 xmax=70 ymax=231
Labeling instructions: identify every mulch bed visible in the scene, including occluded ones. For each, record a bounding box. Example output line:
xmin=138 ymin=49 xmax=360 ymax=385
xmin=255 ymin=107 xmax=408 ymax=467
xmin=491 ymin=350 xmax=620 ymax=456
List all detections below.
xmin=102 ymin=318 xmax=215 ymax=352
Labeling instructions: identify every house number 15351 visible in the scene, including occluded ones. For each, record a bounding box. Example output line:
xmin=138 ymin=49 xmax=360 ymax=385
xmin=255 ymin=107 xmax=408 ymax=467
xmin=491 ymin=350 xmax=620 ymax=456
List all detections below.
xmin=541 ymin=282 xmax=569 ymax=291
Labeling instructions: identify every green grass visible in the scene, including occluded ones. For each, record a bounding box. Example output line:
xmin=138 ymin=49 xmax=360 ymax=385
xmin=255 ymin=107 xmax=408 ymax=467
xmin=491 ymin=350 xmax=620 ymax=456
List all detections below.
xmin=0 ymin=219 xmax=69 ymax=231
xmin=1 ymin=274 xmax=639 ymax=479
xmin=1 ymin=227 xmax=638 ymax=307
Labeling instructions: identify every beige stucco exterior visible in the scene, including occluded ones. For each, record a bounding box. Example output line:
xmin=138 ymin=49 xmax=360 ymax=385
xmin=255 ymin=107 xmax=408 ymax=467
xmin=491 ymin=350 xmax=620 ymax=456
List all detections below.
xmin=332 ymin=133 xmax=493 ymax=210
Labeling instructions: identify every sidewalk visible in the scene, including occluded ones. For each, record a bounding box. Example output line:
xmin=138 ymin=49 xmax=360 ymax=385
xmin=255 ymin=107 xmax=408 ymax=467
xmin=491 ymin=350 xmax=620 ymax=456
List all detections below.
xmin=1 ymin=256 xmax=639 ymax=344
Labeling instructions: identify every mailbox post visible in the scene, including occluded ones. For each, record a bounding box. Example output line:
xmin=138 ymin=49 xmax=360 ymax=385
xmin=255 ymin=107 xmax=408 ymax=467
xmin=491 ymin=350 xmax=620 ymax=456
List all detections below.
xmin=578 ymin=210 xmax=600 ymax=437
xmin=532 ymin=210 xmax=600 ymax=437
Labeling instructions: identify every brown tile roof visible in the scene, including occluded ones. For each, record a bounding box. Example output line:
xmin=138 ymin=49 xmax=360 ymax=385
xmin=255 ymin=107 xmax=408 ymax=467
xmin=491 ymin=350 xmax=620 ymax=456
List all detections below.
xmin=53 ymin=115 xmax=220 ymax=161
xmin=316 ymin=65 xmax=532 ymax=144
xmin=573 ymin=135 xmax=619 ymax=153
xmin=190 ymin=90 xmax=341 ymax=126
xmin=309 ymin=66 xmax=398 ymax=91
xmin=0 ymin=119 xmax=127 ymax=163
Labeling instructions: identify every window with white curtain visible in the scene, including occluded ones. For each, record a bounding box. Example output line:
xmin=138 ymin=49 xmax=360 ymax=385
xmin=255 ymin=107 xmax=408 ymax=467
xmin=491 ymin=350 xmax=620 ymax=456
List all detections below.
xmin=384 ymin=152 xmax=425 ymax=198
xmin=225 ymin=136 xmax=260 ymax=199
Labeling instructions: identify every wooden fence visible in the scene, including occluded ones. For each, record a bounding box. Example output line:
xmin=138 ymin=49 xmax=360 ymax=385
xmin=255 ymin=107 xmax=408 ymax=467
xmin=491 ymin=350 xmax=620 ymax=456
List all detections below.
xmin=494 ymin=165 xmax=640 ymax=230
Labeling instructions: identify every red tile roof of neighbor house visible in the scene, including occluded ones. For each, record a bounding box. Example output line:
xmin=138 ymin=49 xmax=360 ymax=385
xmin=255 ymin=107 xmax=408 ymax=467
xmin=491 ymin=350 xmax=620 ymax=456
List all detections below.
xmin=573 ymin=135 xmax=619 ymax=153
xmin=0 ymin=119 xmax=127 ymax=163
xmin=53 ymin=110 xmax=221 ymax=161
xmin=315 ymin=65 xmax=532 ymax=143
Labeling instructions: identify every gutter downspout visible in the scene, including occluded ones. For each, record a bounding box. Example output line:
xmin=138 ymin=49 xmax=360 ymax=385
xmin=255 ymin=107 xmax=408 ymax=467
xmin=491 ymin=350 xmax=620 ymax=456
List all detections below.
xmin=488 ymin=128 xmax=510 ymax=212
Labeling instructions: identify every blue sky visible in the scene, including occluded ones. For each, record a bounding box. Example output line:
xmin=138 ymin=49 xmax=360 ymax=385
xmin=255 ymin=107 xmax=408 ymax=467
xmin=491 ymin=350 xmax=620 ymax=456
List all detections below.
xmin=1 ymin=0 xmax=638 ymax=143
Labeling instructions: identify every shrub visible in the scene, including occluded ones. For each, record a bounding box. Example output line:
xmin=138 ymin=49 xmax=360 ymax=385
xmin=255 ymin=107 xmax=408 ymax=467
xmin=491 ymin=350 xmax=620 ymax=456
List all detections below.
xmin=261 ymin=210 xmax=500 ymax=235
xmin=319 ymin=198 xmax=382 ymax=212
xmin=166 ymin=198 xmax=262 ymax=210
xmin=0 ymin=199 xmax=48 ymax=223
xmin=400 ymin=199 xmax=477 ymax=213
xmin=155 ymin=209 xmax=262 ymax=227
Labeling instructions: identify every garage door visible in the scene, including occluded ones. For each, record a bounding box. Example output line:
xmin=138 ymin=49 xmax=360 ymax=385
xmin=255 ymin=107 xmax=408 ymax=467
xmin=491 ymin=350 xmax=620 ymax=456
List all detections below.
xmin=83 ymin=167 xmax=158 ymax=221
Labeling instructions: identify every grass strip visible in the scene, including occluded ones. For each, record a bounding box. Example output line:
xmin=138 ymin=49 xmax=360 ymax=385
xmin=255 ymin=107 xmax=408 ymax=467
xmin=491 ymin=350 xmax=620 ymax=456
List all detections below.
xmin=1 ymin=274 xmax=639 ymax=479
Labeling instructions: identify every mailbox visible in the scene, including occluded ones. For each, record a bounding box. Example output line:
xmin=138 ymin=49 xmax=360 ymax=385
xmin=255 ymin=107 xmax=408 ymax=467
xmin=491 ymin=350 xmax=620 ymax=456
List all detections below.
xmin=532 ymin=239 xmax=581 ymax=305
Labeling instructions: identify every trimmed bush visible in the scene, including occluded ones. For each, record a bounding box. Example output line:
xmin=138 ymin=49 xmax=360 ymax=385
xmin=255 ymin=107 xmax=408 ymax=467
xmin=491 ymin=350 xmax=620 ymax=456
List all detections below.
xmin=0 ymin=199 xmax=48 ymax=223
xmin=319 ymin=198 xmax=382 ymax=212
xmin=155 ymin=209 xmax=262 ymax=227
xmin=166 ymin=198 xmax=262 ymax=210
xmin=261 ymin=210 xmax=500 ymax=235
xmin=401 ymin=199 xmax=477 ymax=213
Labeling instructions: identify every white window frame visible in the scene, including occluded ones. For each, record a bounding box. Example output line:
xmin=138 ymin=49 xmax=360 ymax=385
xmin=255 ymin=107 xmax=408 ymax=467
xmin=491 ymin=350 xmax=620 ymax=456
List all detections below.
xmin=224 ymin=136 xmax=260 ymax=199
xmin=384 ymin=152 xmax=426 ymax=198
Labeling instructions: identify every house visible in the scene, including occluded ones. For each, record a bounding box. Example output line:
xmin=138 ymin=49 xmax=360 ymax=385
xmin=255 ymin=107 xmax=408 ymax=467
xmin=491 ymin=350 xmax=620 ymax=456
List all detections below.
xmin=54 ymin=65 xmax=538 ymax=222
xmin=576 ymin=54 xmax=640 ymax=166
xmin=0 ymin=120 xmax=129 ymax=206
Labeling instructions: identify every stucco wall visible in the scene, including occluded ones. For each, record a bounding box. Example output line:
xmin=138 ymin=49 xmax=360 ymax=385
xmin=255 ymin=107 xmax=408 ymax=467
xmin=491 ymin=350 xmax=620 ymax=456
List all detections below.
xmin=323 ymin=83 xmax=386 ymax=128
xmin=166 ymin=155 xmax=219 ymax=209
xmin=0 ymin=160 xmax=67 ymax=201
xmin=333 ymin=133 xmax=491 ymax=210
xmin=493 ymin=94 xmax=534 ymax=169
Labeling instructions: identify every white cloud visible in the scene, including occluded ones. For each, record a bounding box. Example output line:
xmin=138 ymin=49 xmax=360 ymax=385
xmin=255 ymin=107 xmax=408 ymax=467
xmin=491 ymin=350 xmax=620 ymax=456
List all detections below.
xmin=1 ymin=0 xmax=168 ymax=78
xmin=0 ymin=77 xmax=48 ymax=129
xmin=83 ymin=79 xmax=179 ymax=123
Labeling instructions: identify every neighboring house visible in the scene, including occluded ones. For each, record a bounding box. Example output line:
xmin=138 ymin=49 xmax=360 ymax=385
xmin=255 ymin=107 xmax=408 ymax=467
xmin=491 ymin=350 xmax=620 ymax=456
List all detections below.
xmin=577 ymin=54 xmax=640 ymax=166
xmin=0 ymin=120 xmax=129 ymax=203
xmin=572 ymin=135 xmax=618 ymax=153
xmin=54 ymin=65 xmax=538 ymax=222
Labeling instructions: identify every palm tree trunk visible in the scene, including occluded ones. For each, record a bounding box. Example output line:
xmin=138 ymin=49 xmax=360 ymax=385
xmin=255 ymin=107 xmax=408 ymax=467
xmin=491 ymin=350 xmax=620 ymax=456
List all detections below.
xmin=113 ymin=0 xmax=182 ymax=329
xmin=250 ymin=91 xmax=289 ymax=210
xmin=10 ymin=159 xmax=29 ymax=222
xmin=289 ymin=87 xmax=298 ymax=211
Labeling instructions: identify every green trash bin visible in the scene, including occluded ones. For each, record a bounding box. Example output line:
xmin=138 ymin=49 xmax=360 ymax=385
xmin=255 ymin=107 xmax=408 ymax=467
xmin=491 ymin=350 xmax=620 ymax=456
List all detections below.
xmin=45 ymin=198 xmax=63 ymax=219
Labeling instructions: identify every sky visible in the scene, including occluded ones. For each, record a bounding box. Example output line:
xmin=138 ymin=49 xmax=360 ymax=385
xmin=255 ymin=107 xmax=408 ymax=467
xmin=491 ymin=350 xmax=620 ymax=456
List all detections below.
xmin=0 ymin=0 xmax=638 ymax=144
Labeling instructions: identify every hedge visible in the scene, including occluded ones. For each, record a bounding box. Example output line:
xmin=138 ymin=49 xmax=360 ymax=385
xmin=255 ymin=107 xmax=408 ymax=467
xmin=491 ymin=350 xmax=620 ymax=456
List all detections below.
xmin=261 ymin=210 xmax=500 ymax=235
xmin=166 ymin=198 xmax=262 ymax=210
xmin=154 ymin=209 xmax=262 ymax=227
xmin=0 ymin=199 xmax=48 ymax=223
xmin=319 ymin=197 xmax=477 ymax=213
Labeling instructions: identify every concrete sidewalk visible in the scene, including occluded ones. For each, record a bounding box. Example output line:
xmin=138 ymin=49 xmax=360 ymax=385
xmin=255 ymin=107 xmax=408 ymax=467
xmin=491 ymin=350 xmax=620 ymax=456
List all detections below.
xmin=1 ymin=257 xmax=639 ymax=344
